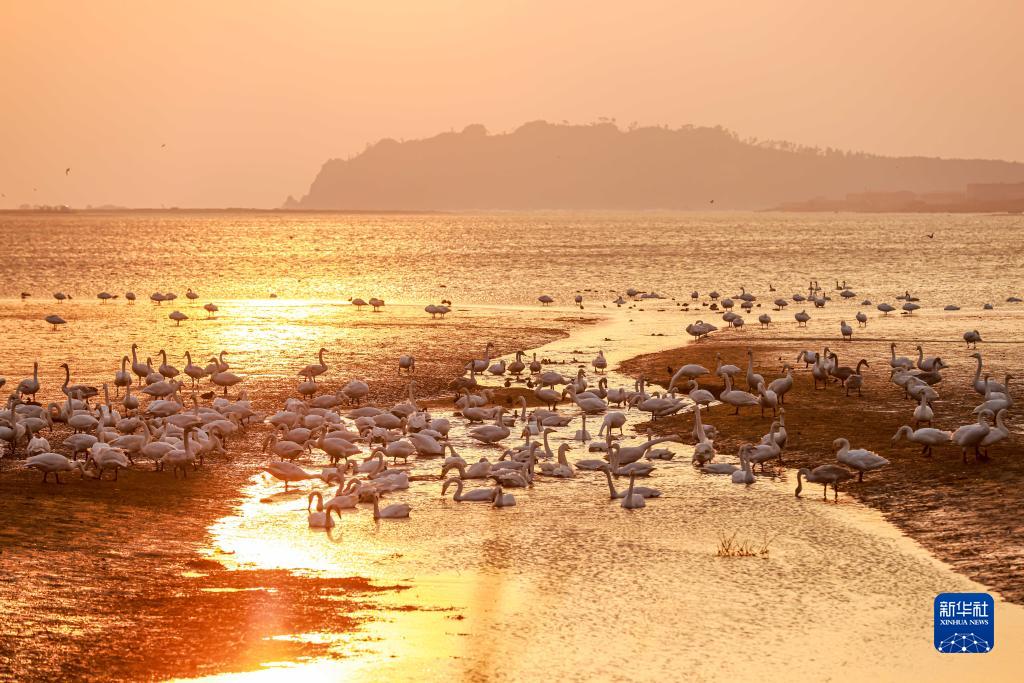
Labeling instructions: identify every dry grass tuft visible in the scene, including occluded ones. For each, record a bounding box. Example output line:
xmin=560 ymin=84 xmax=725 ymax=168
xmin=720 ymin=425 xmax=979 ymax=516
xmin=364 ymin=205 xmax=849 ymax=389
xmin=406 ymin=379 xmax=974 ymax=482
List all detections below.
xmin=716 ymin=531 xmax=778 ymax=558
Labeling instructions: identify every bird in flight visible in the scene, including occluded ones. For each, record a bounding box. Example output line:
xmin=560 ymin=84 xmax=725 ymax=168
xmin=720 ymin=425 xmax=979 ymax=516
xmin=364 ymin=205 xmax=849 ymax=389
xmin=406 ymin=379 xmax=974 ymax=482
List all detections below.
xmin=709 ymin=199 xmax=715 ymax=204
xmin=161 ymin=143 xmax=166 ymax=148
xmin=926 ymin=232 xmax=935 ymax=239
xmin=65 ymin=167 xmax=71 ymax=175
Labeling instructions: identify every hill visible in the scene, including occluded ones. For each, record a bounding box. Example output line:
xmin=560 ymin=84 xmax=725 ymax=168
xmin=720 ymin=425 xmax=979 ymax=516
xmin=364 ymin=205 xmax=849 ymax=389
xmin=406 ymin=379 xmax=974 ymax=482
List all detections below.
xmin=289 ymin=121 xmax=1024 ymax=210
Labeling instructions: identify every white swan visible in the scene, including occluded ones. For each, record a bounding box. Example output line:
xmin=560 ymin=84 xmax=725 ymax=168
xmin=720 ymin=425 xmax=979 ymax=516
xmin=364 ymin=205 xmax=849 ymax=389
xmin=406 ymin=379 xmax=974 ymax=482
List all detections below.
xmin=833 ymin=438 xmax=889 ymax=481
xmin=442 ymin=477 xmax=496 ymax=502
xmin=307 ymin=492 xmax=336 ymax=529
xmin=731 ymin=445 xmax=755 ymax=484
xmin=952 ymin=411 xmax=992 ymax=462
xmin=26 ymin=452 xmax=85 ymax=483
xmin=469 ymin=408 xmax=510 ymax=444
xmin=371 ymin=493 xmax=411 ymax=519
xmin=720 ymin=374 xmax=759 ymax=415
xmin=491 ymin=484 xmax=516 ymax=507
xmin=891 ymin=425 xmax=952 ymax=457
xmin=600 ymin=464 xmax=661 ymax=499
xmin=619 ymin=471 xmax=646 ymax=509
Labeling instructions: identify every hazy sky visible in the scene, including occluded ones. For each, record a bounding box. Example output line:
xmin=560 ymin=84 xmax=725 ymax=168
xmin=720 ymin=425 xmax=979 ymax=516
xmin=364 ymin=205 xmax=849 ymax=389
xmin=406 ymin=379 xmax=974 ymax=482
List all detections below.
xmin=2 ymin=1 xmax=1022 ymax=208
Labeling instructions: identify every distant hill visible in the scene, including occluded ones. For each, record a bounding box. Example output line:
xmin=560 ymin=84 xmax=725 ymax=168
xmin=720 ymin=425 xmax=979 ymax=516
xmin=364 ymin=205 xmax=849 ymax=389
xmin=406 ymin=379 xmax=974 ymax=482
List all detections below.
xmin=289 ymin=121 xmax=1024 ymax=211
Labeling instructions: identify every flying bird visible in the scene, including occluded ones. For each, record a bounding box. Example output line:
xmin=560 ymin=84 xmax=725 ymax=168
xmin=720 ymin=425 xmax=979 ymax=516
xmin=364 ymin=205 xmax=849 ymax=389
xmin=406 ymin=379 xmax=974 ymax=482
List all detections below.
xmin=926 ymin=233 xmax=935 ymax=239
xmin=65 ymin=167 xmax=71 ymax=175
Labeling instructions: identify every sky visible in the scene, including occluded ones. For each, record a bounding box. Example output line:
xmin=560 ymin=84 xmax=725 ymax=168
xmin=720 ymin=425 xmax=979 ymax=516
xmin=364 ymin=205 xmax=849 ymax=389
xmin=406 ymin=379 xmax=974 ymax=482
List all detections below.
xmin=1 ymin=0 xmax=1022 ymax=209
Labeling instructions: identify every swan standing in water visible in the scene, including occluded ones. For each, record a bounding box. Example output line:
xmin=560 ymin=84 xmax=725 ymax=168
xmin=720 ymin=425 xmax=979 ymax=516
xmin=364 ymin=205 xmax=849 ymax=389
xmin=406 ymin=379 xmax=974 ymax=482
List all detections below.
xmin=599 ymin=464 xmax=661 ymax=499
xmin=307 ymin=492 xmax=336 ymax=529
xmin=795 ymin=465 xmax=854 ymax=501
xmin=372 ymin=492 xmax=411 ymax=519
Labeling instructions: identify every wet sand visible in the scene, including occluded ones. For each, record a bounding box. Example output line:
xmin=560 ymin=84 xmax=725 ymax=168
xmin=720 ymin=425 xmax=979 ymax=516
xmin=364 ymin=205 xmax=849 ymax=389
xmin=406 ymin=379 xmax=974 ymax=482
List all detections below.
xmin=0 ymin=314 xmax=574 ymax=682
xmin=621 ymin=335 xmax=1024 ymax=603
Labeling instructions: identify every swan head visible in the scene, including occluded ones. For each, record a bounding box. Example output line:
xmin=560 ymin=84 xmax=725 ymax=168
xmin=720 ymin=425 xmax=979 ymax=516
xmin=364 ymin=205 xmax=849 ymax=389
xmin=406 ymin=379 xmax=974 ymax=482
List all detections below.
xmin=832 ymin=438 xmax=849 ymax=452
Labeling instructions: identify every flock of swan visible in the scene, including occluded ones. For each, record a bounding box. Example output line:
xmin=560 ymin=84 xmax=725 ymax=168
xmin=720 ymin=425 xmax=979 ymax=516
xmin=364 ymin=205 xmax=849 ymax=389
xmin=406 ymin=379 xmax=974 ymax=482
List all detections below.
xmin=1 ymin=281 xmax=1018 ymax=531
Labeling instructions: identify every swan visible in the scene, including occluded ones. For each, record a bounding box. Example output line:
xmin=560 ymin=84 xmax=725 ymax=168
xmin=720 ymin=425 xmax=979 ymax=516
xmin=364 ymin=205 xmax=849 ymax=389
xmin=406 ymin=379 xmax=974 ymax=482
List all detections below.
xmin=161 ymin=426 xmax=198 ymax=478
xmin=262 ymin=431 xmax=305 ymax=461
xmin=796 ymin=350 xmax=819 ymax=368
xmin=399 ymin=354 xmax=416 ymax=374
xmin=720 ymin=374 xmax=759 ymax=415
xmin=469 ymin=408 xmax=510 ymax=444
xmin=915 ymin=345 xmax=945 ymax=372
xmin=891 ymin=425 xmax=952 ymax=456
xmin=794 ymin=310 xmax=810 ymax=326
xmin=913 ymin=394 xmax=934 ymax=427
xmin=611 ymin=433 xmax=681 ymax=465
xmin=130 ymin=344 xmax=151 ymax=384
xmin=211 ymin=366 xmax=243 ymax=395
xmin=758 ymin=313 xmax=771 ymax=328
xmin=563 ymin=386 xmax=607 ymax=414
xmin=508 ymin=351 xmax=526 ymax=376
xmin=600 ymin=464 xmax=661 ymax=499
xmin=26 ymin=434 xmax=51 ymax=457
xmin=371 ymin=493 xmax=410 ymax=519
xmin=973 ymin=375 xmax=1014 ymax=414
xmin=619 ymin=472 xmax=646 ymax=509
xmin=442 ymin=457 xmax=492 ymax=479
xmin=26 ymin=452 xmax=85 ymax=483
xmin=113 ymin=356 xmax=133 ymax=395
xmin=795 ymin=465 xmax=854 ymax=501
xmin=307 ymin=492 xmax=336 ymax=529
xmin=839 ymin=320 xmax=853 ymax=340
xmin=573 ymin=415 xmax=591 ymax=442
xmin=745 ymin=427 xmax=782 ymax=470
xmin=443 ymin=477 xmax=496 ymax=502
xmin=667 ymin=364 xmax=710 ymax=392
xmin=767 ymin=365 xmax=793 ymax=404
xmin=702 ymin=461 xmax=739 ymax=475
xmin=756 ymin=382 xmax=778 ymax=417
xmin=592 ymin=350 xmax=607 ymax=373
xmin=952 ymin=411 xmax=992 ymax=462
xmin=598 ymin=411 xmax=627 ymax=436
xmin=16 ymin=362 xmax=40 ymax=401
xmin=324 ymin=479 xmax=361 ymax=511
xmin=980 ymin=409 xmax=1009 ymax=456
xmin=686 ymin=380 xmax=715 ymax=409
xmin=833 ymin=438 xmax=889 ymax=481
xmin=204 ymin=302 xmax=219 ymax=316
xmin=299 ymin=348 xmax=329 ymax=382
xmin=467 ymin=342 xmax=495 ymax=373
xmin=963 ymin=330 xmax=982 ymax=348
xmin=745 ymin=350 xmax=764 ymax=391
xmin=845 ymin=363 xmax=867 ymax=397
xmin=491 ymin=484 xmax=516 ymax=507
xmin=968 ymin=353 xmax=1005 ymax=395
xmin=731 ymin=445 xmax=755 ymax=484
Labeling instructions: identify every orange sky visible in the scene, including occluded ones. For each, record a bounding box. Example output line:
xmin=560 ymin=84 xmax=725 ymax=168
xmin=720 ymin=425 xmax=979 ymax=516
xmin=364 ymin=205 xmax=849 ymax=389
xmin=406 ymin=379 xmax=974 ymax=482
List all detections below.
xmin=2 ymin=0 xmax=1021 ymax=208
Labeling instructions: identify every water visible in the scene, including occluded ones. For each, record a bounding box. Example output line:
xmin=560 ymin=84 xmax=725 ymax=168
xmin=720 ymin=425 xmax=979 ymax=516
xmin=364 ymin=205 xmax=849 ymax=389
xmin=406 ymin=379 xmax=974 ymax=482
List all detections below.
xmin=1 ymin=210 xmax=1021 ymax=305
xmin=2 ymin=211 xmax=1023 ymax=681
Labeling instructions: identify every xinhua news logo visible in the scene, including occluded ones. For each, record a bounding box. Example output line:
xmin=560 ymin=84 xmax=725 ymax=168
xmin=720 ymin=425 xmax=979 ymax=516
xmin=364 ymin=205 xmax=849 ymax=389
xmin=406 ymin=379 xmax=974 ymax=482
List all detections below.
xmin=934 ymin=593 xmax=994 ymax=653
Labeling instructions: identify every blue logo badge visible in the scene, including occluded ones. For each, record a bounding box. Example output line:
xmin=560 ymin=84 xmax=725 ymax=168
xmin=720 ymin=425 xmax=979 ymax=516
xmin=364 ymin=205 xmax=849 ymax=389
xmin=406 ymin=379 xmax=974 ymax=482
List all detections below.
xmin=934 ymin=593 xmax=994 ymax=653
